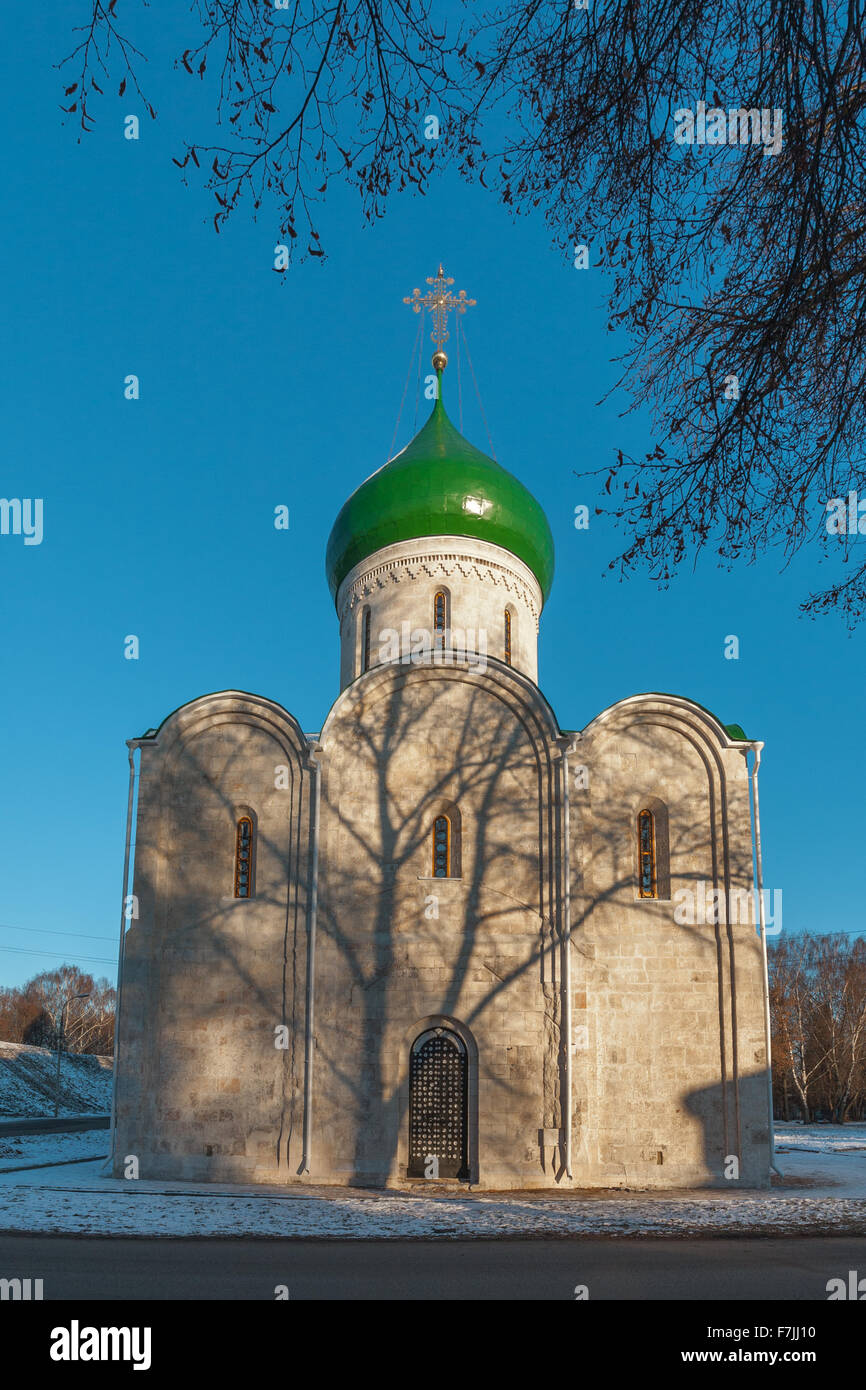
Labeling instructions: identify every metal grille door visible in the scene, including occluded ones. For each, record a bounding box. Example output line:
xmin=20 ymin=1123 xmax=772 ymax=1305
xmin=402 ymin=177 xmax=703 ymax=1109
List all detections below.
xmin=408 ymin=1028 xmax=469 ymax=1180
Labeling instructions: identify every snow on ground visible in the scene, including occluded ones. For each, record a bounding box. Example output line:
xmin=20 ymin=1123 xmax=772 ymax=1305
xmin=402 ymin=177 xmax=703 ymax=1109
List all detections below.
xmin=775 ymin=1121 xmax=866 ymax=1153
xmin=0 ymin=1161 xmax=863 ymax=1239
xmin=0 ymin=1043 xmax=112 ymax=1118
xmin=0 ymin=1129 xmax=108 ymax=1172
xmin=771 ymin=1123 xmax=866 ymax=1204
xmin=0 ymin=1123 xmax=863 ymax=1238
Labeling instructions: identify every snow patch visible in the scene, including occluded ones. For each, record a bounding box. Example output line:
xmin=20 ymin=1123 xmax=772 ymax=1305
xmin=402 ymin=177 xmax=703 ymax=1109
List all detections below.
xmin=0 ymin=1123 xmax=863 ymax=1238
xmin=0 ymin=1042 xmax=112 ymax=1118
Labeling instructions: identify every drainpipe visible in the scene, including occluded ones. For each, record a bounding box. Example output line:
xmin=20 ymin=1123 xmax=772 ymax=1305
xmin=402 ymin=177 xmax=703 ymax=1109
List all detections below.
xmin=105 ymin=740 xmax=139 ymax=1176
xmin=558 ymin=736 xmax=573 ymax=1179
xmin=301 ymin=745 xmax=322 ymax=1174
xmin=750 ymin=741 xmax=782 ymax=1178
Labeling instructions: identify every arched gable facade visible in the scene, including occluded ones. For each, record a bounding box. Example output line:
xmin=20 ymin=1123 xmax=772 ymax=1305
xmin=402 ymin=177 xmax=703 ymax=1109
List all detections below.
xmin=113 ymin=691 xmax=314 ymax=1184
xmin=310 ymin=656 xmax=569 ymax=1189
xmin=568 ymin=694 xmax=769 ymax=1188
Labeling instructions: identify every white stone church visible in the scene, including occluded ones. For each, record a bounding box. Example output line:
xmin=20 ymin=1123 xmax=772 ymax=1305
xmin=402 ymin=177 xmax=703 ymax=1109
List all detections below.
xmin=113 ymin=280 xmax=773 ymax=1190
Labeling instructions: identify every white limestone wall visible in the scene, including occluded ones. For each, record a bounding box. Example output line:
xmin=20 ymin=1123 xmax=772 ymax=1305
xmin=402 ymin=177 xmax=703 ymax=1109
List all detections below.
xmin=113 ymin=693 xmax=313 ymax=1184
xmin=567 ymin=696 xmax=772 ymax=1189
xmin=335 ymin=535 xmax=543 ymax=689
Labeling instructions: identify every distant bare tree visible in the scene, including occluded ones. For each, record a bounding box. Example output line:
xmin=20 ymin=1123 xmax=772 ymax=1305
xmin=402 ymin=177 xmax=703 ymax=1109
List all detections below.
xmin=0 ymin=983 xmax=44 ymax=1046
xmin=770 ymin=933 xmax=866 ymax=1122
xmin=770 ymin=935 xmax=829 ymax=1122
xmin=809 ymin=935 xmax=866 ymax=1123
xmin=0 ymin=966 xmax=115 ymax=1057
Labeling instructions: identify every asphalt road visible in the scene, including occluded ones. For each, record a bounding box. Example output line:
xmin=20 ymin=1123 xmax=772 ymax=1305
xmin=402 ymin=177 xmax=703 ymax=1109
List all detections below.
xmin=0 ymin=1234 xmax=863 ymax=1299
xmin=0 ymin=1115 xmax=109 ymax=1137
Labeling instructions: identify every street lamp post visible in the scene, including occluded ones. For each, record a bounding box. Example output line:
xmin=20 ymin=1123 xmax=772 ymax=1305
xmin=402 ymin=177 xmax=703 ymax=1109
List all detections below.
xmin=54 ymin=992 xmax=91 ymax=1118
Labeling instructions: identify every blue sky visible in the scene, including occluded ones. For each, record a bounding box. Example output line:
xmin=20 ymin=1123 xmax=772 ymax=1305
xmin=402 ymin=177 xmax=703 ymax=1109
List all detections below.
xmin=1 ymin=8 xmax=863 ymax=989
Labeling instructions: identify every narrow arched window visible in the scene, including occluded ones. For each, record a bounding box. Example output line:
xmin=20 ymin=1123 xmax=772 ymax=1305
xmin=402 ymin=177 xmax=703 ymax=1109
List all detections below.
xmin=434 ymin=590 xmax=447 ymax=651
xmin=235 ymin=816 xmax=254 ymax=898
xmin=362 ymin=608 xmax=371 ymax=673
xmin=638 ymin=809 xmax=656 ymax=898
xmin=433 ymin=814 xmax=451 ymax=877
xmin=504 ymin=609 xmax=512 ymax=665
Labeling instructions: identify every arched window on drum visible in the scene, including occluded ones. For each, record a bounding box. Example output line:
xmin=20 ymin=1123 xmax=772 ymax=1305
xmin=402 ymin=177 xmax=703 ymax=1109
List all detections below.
xmin=433 ymin=589 xmax=449 ymax=653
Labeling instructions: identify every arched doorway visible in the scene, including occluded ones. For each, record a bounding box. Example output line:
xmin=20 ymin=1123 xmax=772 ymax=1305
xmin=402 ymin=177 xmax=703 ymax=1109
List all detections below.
xmin=408 ymin=1026 xmax=469 ymax=1180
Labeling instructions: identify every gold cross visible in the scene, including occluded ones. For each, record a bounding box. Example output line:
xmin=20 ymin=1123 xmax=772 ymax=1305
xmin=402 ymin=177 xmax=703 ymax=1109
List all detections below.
xmin=403 ymin=264 xmax=476 ymax=369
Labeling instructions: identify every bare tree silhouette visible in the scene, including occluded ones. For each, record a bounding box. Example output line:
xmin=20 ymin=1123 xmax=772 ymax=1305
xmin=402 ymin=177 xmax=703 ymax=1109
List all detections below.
xmin=771 ymin=934 xmax=866 ymax=1123
xmin=60 ymin=2 xmax=866 ymax=618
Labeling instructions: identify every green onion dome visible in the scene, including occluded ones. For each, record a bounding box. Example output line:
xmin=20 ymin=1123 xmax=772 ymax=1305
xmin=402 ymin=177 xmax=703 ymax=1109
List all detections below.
xmin=326 ymin=377 xmax=555 ymax=605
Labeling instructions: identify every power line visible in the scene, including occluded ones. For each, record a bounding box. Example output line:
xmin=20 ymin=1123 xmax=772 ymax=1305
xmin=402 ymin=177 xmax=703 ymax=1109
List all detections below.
xmin=0 ymin=945 xmax=116 ymax=966
xmin=0 ymin=923 xmax=115 ymax=943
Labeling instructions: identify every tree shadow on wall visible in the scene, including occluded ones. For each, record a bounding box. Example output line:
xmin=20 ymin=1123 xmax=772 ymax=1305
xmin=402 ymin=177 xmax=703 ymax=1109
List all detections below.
xmin=119 ymin=668 xmax=769 ymax=1188
xmin=683 ymin=1069 xmax=773 ymax=1188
